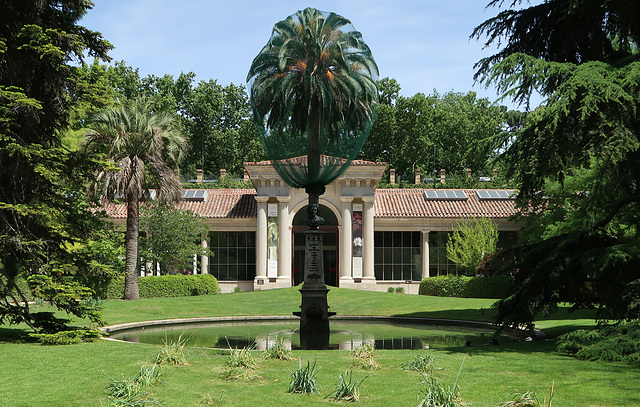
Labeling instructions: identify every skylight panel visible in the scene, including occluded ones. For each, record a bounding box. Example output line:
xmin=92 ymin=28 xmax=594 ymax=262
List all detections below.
xmin=181 ymin=189 xmax=207 ymax=201
xmin=475 ymin=190 xmax=516 ymax=200
xmin=423 ymin=190 xmax=468 ymax=201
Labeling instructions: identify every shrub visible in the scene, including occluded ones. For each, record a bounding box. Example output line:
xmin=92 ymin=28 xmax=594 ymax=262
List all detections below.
xmin=288 ymin=358 xmax=321 ymax=394
xmin=419 ymin=275 xmax=511 ymax=298
xmin=387 ymin=287 xmax=395 ymax=293
xmin=557 ymin=321 xmax=640 ymax=365
xmin=30 ymin=329 xmax=103 ymax=345
xmin=395 ymin=286 xmax=405 ymax=294
xmin=105 ymin=274 xmax=219 ymax=299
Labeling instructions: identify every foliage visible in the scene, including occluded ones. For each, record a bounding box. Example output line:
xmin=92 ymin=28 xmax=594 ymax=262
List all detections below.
xmin=446 ymin=217 xmax=499 ymax=275
xmin=351 ymin=341 xmax=379 ymax=370
xmin=105 ymin=274 xmax=219 ymax=299
xmin=400 ymin=354 xmax=435 ymax=375
xmin=472 ymin=0 xmax=640 ymax=328
xmin=556 ymin=321 xmax=640 ymax=365
xmin=395 ymin=287 xmax=405 ymax=294
xmin=0 ymin=0 xmax=114 ymax=332
xmin=419 ymin=275 xmax=512 ymax=299
xmin=155 ymin=333 xmax=190 ymax=366
xmin=327 ymin=370 xmax=368 ymax=402
xmin=262 ymin=335 xmax=295 ymax=361
xmin=85 ymin=97 xmax=188 ymax=300
xmin=106 ymin=62 xmax=264 ymax=178
xmin=140 ymin=203 xmax=211 ymax=274
xmin=30 ymin=328 xmax=102 ymax=345
xmin=387 ymin=287 xmax=395 ymax=293
xmin=288 ymin=358 xmax=321 ymax=395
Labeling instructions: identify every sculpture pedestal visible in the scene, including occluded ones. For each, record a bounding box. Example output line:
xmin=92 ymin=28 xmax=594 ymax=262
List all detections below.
xmin=293 ymin=231 xmax=335 ymax=349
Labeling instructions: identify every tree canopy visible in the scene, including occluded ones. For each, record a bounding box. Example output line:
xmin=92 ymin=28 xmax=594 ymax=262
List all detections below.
xmin=473 ymin=0 xmax=640 ymax=328
xmin=85 ymin=97 xmax=187 ymax=300
xmin=0 ymin=0 xmax=113 ymax=330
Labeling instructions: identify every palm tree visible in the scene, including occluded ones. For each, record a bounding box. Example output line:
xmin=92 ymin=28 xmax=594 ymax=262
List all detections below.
xmin=247 ymin=7 xmax=379 ymax=204
xmin=84 ymin=98 xmax=187 ymax=300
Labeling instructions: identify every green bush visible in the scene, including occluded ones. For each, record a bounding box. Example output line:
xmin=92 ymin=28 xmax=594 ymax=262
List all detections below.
xmin=557 ymin=321 xmax=640 ymax=365
xmin=104 ymin=274 xmax=220 ymax=299
xmin=418 ymin=275 xmax=511 ymax=298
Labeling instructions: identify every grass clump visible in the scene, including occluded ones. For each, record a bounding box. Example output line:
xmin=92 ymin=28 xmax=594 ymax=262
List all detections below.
xmin=352 ymin=341 xmax=379 ymax=370
xmin=417 ymin=376 xmax=467 ymax=407
xmin=497 ymin=381 xmax=555 ymax=407
xmin=220 ymin=343 xmax=260 ymax=381
xmin=155 ymin=333 xmax=190 ymax=366
xmin=225 ymin=343 xmax=258 ymax=369
xmin=401 ymin=353 xmax=436 ymax=374
xmin=262 ymin=335 xmax=295 ymax=361
xmin=327 ymin=370 xmax=368 ymax=402
xmin=104 ymin=365 xmax=163 ymax=406
xmin=288 ymin=358 xmax=321 ymax=395
xmin=417 ymin=353 xmax=468 ymax=407
xmin=219 ymin=365 xmax=261 ymax=382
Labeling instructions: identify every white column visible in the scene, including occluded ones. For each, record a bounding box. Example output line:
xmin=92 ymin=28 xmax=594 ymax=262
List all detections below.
xmin=421 ymin=230 xmax=430 ymax=279
xmin=201 ymin=234 xmax=209 ymax=274
xmin=340 ymin=196 xmax=354 ymax=284
xmin=362 ymin=196 xmax=376 ymax=283
xmin=277 ymin=196 xmax=291 ymax=285
xmin=255 ymin=196 xmax=269 ymax=284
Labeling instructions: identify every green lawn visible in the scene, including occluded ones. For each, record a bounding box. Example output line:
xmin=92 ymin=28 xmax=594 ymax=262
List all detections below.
xmin=1 ymin=287 xmax=636 ymax=406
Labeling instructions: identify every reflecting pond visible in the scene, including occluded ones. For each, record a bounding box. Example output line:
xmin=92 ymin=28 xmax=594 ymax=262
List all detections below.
xmin=110 ymin=319 xmax=516 ymax=350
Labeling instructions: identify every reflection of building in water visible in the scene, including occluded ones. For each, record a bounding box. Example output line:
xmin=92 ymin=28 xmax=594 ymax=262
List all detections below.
xmin=102 ymin=161 xmax=521 ymax=293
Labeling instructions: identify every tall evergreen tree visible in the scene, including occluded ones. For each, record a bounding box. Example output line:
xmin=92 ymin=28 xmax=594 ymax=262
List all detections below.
xmin=0 ymin=0 xmax=112 ymax=330
xmin=473 ymin=0 xmax=640 ymax=327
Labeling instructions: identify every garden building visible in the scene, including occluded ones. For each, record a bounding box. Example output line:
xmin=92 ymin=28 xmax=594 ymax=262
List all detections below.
xmin=102 ymin=159 xmax=520 ymax=294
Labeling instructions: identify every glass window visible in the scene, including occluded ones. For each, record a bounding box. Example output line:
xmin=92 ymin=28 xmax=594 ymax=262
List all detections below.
xmin=208 ymin=231 xmax=256 ymax=281
xmin=428 ymin=232 xmax=459 ymax=276
xmin=373 ymin=231 xmax=421 ymax=281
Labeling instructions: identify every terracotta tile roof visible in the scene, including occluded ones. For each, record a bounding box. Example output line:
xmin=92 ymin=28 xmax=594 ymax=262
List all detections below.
xmin=100 ymin=189 xmax=257 ymax=219
xmin=245 ymin=156 xmax=387 ymax=167
xmin=100 ymin=188 xmax=517 ymax=220
xmin=374 ymin=189 xmax=518 ymax=219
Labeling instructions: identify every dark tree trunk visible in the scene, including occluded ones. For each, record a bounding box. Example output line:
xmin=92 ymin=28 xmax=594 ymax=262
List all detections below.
xmin=123 ymin=193 xmax=140 ymax=300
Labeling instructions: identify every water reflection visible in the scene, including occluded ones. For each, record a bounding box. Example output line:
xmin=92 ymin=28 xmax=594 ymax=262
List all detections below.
xmin=111 ymin=320 xmax=509 ymax=350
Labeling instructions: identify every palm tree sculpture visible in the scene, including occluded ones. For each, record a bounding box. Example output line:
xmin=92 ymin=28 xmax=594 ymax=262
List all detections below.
xmin=247 ymin=7 xmax=379 ymax=224
xmin=247 ymin=8 xmax=378 ymax=345
xmin=84 ymin=98 xmax=187 ymax=300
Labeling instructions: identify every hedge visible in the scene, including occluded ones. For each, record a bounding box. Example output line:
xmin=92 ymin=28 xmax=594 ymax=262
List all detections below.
xmin=104 ymin=274 xmax=220 ymax=299
xmin=418 ymin=275 xmax=512 ymax=299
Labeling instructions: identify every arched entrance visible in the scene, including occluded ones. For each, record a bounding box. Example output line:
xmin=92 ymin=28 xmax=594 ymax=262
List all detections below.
xmin=292 ymin=204 xmax=339 ymax=287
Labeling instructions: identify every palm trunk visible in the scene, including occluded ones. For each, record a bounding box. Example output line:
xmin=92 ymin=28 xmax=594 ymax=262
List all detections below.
xmin=123 ymin=193 xmax=140 ymax=300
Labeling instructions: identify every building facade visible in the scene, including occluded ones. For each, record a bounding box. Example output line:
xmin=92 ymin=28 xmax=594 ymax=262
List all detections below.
xmin=103 ymin=160 xmax=520 ymax=294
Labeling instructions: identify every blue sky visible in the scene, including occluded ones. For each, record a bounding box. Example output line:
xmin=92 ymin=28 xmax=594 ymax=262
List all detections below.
xmin=80 ymin=1 xmax=529 ymax=108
